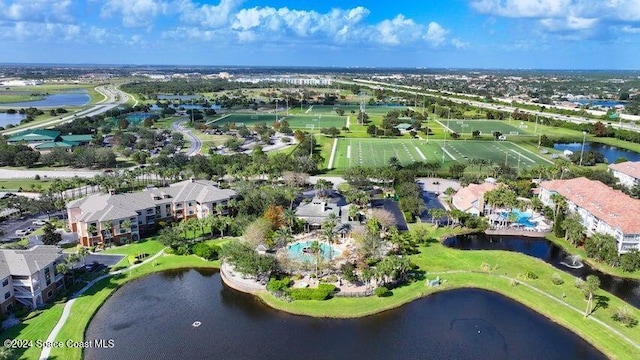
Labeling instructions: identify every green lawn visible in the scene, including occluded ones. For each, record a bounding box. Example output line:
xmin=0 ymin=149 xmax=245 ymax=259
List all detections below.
xmin=0 ymin=303 xmax=65 ymax=360
xmin=443 ymin=119 xmax=532 ymax=136
xmin=261 ymin=225 xmax=640 ymax=359
xmin=330 ymin=138 xmax=553 ymax=169
xmin=305 ymin=104 xmax=411 ymax=115
xmin=207 ymin=113 xmax=347 ymax=129
xmin=0 ymin=178 xmax=54 ymax=192
xmin=100 ymin=239 xmax=165 ymax=270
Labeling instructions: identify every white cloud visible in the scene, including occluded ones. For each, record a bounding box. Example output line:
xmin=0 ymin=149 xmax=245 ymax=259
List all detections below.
xmin=0 ymin=0 xmax=74 ymax=23
xmin=424 ymin=22 xmax=448 ymax=46
xmin=178 ymin=0 xmax=242 ymax=28
xmin=451 ymin=38 xmax=469 ymax=49
xmin=101 ymin=0 xmax=168 ymax=27
xmin=470 ymin=0 xmax=640 ymax=38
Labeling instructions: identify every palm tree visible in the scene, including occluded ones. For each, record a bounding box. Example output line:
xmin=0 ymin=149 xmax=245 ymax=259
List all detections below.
xmin=274 ymin=227 xmax=293 ymax=248
xmin=550 ymin=193 xmax=567 ymax=223
xmin=321 ymin=224 xmax=336 ymax=261
xmin=216 ymin=216 xmax=230 ymax=238
xmin=388 ymin=156 xmax=401 ymax=170
xmin=582 ymin=275 xmax=601 ymax=317
xmin=283 ymin=209 xmax=297 ymax=231
xmin=310 ymin=240 xmax=322 ymax=281
xmin=561 ymin=213 xmax=585 ymax=246
xmin=348 ymin=205 xmax=359 ymax=221
xmin=314 ymin=179 xmax=333 ymax=198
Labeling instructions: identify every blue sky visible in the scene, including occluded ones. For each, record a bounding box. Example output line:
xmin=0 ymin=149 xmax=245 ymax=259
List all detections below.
xmin=2 ymin=0 xmax=640 ymax=69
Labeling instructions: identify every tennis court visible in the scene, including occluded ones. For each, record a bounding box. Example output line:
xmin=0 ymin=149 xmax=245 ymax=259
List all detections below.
xmin=208 ymin=113 xmax=346 ymax=129
xmin=330 ymin=138 xmax=552 ymax=169
xmin=442 ymin=119 xmax=531 ymax=136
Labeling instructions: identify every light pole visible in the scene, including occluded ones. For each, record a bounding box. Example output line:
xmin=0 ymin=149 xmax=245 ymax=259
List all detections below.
xmin=579 ymin=131 xmax=587 ymax=166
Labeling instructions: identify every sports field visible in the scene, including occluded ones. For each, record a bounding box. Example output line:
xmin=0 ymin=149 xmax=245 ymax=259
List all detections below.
xmin=330 ymin=138 xmax=553 ymax=169
xmin=208 ymin=113 xmax=346 ymax=129
xmin=306 ymin=104 xmax=411 ymax=115
xmin=441 ymin=119 xmax=532 ymax=136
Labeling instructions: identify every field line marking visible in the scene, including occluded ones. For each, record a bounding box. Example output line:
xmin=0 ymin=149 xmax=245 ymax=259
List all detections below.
xmin=347 ymin=144 xmax=351 ymax=159
xmin=205 ymin=113 xmax=231 ymax=125
xmin=441 ymin=146 xmax=456 ymax=160
xmin=435 ymin=119 xmax=454 ymax=133
xmin=509 ymin=142 xmax=554 ymax=164
xmin=510 ymin=149 xmax=535 ymax=163
xmin=305 ymin=105 xmax=313 ymax=114
xmin=327 ymin=138 xmax=339 ymax=169
xmin=346 ymin=116 xmax=350 ymax=128
xmin=415 ymin=146 xmax=426 ymax=160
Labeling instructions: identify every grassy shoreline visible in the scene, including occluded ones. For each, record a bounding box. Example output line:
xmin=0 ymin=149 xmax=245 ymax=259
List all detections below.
xmin=4 ymin=227 xmax=639 ymax=360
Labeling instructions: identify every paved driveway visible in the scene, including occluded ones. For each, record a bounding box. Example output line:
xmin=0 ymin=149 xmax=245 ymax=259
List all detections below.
xmin=370 ymin=198 xmax=408 ymax=231
xmin=69 ymin=254 xmax=124 ymax=269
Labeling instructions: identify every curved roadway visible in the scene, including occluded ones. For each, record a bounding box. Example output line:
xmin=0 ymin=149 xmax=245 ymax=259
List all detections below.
xmin=171 ymin=120 xmax=202 ymax=156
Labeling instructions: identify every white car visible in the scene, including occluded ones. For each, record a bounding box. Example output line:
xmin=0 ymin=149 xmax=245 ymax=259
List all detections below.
xmin=32 ymin=220 xmax=47 ymax=226
xmin=15 ymin=228 xmax=33 ymax=237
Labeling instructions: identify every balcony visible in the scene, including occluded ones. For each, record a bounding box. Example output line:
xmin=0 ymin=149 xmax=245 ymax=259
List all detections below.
xmin=14 ymin=288 xmax=36 ymax=298
xmin=12 ymin=279 xmax=35 ymax=287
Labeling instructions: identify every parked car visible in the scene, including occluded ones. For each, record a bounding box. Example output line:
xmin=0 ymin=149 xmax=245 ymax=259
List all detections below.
xmin=15 ymin=228 xmax=33 ymax=236
xmin=32 ymin=220 xmax=47 ymax=226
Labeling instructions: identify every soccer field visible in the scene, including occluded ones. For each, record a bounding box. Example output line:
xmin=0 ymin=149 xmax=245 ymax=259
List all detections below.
xmin=330 ymin=138 xmax=553 ymax=169
xmin=208 ymin=113 xmax=346 ymax=129
xmin=306 ymin=104 xmax=411 ymax=116
xmin=442 ymin=119 xmax=532 ymax=136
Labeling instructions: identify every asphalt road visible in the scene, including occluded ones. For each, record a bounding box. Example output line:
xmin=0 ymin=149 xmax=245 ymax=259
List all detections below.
xmin=171 ymin=120 xmax=202 ymax=156
xmin=336 ymin=79 xmax=640 ymax=133
xmin=1 ymin=85 xmax=131 ymax=136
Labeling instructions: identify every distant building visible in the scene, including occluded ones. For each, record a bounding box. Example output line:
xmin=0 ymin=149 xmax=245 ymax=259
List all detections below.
xmin=0 ymin=246 xmax=65 ymax=313
xmin=608 ymin=161 xmax=640 ymax=189
xmin=539 ymin=177 xmax=640 ymax=254
xmin=451 ymin=181 xmax=498 ymax=216
xmin=67 ymin=179 xmax=237 ymax=247
xmin=6 ymin=129 xmax=92 ymax=152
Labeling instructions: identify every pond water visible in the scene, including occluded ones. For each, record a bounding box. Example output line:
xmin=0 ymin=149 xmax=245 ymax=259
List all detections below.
xmin=553 ymin=142 xmax=640 ymax=163
xmin=0 ymin=90 xmax=90 ymax=107
xmin=0 ymin=112 xmax=26 ymax=127
xmin=444 ymin=234 xmax=640 ymax=308
xmin=85 ymin=269 xmax=605 ymax=360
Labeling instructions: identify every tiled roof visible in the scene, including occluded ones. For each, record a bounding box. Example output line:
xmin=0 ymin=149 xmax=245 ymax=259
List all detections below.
xmin=60 ymin=134 xmax=93 ymax=142
xmin=0 ymin=246 xmax=63 ymax=276
xmin=608 ymin=161 xmax=640 ymax=180
xmin=69 ymin=179 xmax=236 ymax=223
xmin=540 ymin=177 xmax=640 ymax=234
xmin=452 ymin=182 xmax=498 ymax=212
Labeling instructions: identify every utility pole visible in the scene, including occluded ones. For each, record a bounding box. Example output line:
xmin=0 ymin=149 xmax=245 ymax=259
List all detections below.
xmin=275 ymin=98 xmax=279 ymax=122
xmin=534 ymin=115 xmax=538 ymax=134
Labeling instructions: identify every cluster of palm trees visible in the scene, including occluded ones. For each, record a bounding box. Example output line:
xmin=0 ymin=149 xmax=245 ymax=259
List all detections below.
xmin=54 ymin=246 xmax=89 ymax=288
xmin=427 ymin=208 xmax=467 ymax=226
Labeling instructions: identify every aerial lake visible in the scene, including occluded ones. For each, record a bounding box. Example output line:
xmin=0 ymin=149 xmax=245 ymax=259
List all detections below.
xmin=0 ymin=90 xmax=90 ymax=107
xmin=85 ymin=269 xmax=605 ymax=360
xmin=553 ymin=142 xmax=640 ymax=163
xmin=0 ymin=112 xmax=26 ymax=127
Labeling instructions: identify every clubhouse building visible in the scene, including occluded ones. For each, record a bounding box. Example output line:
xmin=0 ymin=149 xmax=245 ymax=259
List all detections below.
xmin=539 ymin=177 xmax=640 ymax=254
xmin=6 ymin=129 xmax=93 ymax=152
xmin=67 ymin=179 xmax=237 ymax=247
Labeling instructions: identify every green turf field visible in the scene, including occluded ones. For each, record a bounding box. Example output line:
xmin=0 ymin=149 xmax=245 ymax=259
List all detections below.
xmin=306 ymin=104 xmax=411 ymax=115
xmin=207 ymin=113 xmax=346 ymax=129
xmin=330 ymin=138 xmax=553 ymax=169
xmin=442 ymin=119 xmax=532 ymax=136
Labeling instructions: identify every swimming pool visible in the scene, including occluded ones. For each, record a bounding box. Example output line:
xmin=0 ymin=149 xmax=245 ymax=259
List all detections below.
xmin=499 ymin=210 xmax=536 ymax=228
xmin=287 ymin=241 xmax=341 ymax=261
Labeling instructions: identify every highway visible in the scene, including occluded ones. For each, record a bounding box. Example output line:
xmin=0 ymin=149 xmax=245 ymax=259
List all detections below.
xmin=1 ymin=85 xmax=132 ymax=135
xmin=336 ymin=79 xmax=640 ymax=133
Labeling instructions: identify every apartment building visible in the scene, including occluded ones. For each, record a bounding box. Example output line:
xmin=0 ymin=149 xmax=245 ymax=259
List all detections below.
xmin=539 ymin=177 xmax=640 ymax=254
xmin=608 ymin=161 xmax=640 ymax=189
xmin=67 ymin=179 xmax=237 ymax=247
xmin=0 ymin=246 xmax=65 ymax=314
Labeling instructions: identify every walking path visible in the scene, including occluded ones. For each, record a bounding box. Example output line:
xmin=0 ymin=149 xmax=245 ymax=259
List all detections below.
xmin=429 ymin=270 xmax=640 ymax=352
xmin=39 ymin=249 xmax=166 ymax=360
